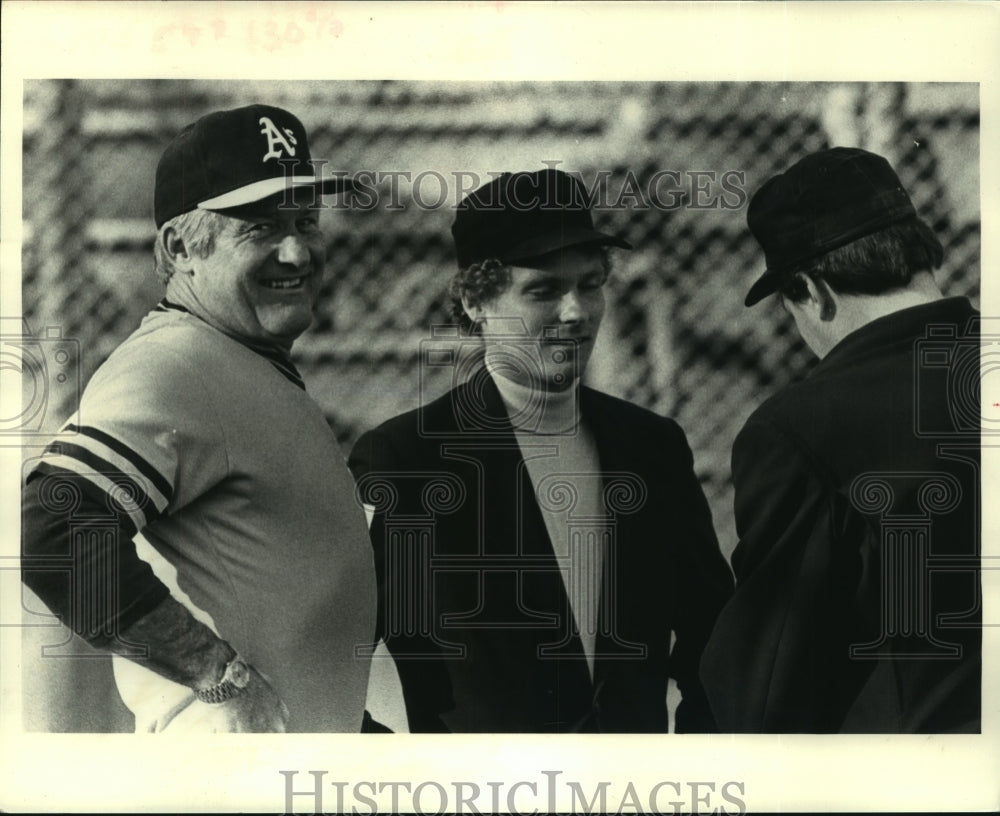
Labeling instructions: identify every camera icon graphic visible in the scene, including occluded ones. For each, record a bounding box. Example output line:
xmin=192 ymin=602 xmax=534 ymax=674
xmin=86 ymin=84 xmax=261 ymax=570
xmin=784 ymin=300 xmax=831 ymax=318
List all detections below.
xmin=418 ymin=321 xmax=582 ymax=436
xmin=0 ymin=318 xmax=80 ymax=435
xmin=914 ymin=316 xmax=997 ymax=437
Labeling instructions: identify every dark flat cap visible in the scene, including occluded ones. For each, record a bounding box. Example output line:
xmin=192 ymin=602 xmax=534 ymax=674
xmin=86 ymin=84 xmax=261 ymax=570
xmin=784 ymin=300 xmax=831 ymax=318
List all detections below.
xmin=744 ymin=147 xmax=917 ymax=306
xmin=451 ymin=168 xmax=631 ymax=269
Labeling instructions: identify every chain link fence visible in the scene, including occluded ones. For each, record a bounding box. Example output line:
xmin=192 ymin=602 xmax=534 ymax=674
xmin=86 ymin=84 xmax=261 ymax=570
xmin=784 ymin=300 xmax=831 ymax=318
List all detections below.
xmin=16 ymin=79 xmax=981 ymax=732
xmin=21 ymin=78 xmax=980 ymax=561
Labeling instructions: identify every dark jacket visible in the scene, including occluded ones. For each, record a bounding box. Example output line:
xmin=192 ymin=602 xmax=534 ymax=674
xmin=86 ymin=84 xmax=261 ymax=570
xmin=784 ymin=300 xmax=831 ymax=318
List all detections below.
xmin=349 ymin=373 xmax=734 ymax=733
xmin=700 ymin=297 xmax=982 ymax=733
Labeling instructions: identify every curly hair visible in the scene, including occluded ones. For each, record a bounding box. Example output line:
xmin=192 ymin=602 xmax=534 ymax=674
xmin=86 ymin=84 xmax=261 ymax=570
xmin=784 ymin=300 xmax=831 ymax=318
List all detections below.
xmin=447 ymin=249 xmax=613 ymax=334
xmin=779 ymin=215 xmax=944 ymax=303
xmin=447 ymin=258 xmax=514 ymax=334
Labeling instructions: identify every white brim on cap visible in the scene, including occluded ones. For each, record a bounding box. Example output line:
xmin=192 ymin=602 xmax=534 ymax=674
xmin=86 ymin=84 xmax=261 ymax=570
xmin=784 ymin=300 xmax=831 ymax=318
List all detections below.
xmin=198 ymin=174 xmax=353 ymax=211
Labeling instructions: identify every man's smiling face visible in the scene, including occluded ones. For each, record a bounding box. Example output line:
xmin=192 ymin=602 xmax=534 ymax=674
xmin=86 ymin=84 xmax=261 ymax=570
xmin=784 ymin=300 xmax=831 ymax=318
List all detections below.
xmin=186 ymin=195 xmax=326 ymax=348
xmin=473 ymin=245 xmax=608 ymax=391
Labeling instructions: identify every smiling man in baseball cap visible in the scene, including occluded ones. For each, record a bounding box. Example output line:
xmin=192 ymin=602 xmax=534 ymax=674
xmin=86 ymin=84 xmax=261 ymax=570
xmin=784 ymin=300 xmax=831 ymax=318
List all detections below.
xmin=152 ymin=103 xmax=355 ymax=348
xmin=22 ymin=104 xmax=379 ymax=732
xmin=700 ymin=147 xmax=981 ymax=733
xmin=350 ymin=168 xmax=733 ymax=733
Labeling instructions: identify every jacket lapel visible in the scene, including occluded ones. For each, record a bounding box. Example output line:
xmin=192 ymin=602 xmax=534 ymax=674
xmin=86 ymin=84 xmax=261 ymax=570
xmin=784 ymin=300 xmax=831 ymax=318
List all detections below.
xmin=459 ymin=372 xmax=595 ymax=688
xmin=579 ymin=389 xmax=651 ymax=693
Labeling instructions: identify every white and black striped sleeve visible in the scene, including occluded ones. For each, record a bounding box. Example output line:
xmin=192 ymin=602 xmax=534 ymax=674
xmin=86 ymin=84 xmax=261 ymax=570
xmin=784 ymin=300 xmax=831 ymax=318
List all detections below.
xmin=20 ymin=338 xmax=228 ymax=647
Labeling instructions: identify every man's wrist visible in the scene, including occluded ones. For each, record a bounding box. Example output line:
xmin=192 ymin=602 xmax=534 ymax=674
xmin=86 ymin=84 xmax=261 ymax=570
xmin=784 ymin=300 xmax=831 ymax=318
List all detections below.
xmin=195 ymin=653 xmax=252 ymax=704
xmin=191 ymin=638 xmax=238 ymax=690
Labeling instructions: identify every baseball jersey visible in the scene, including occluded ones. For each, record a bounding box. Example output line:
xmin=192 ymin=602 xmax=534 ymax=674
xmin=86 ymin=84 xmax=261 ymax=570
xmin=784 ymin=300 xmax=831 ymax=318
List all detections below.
xmin=25 ymin=303 xmax=376 ymax=732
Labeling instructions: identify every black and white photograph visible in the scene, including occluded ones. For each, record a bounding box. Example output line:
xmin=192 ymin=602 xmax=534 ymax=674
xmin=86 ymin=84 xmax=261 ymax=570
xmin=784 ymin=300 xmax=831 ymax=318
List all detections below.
xmin=1 ymin=2 xmax=997 ymax=813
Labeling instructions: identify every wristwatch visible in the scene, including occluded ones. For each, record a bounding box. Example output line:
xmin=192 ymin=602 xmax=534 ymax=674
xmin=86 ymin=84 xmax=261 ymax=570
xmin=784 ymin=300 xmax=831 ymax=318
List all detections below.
xmin=195 ymin=655 xmax=251 ymax=704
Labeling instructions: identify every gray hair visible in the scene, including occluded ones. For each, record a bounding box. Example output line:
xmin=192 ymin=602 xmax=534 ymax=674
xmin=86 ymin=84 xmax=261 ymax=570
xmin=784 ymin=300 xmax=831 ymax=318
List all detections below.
xmin=153 ymin=208 xmax=229 ymax=284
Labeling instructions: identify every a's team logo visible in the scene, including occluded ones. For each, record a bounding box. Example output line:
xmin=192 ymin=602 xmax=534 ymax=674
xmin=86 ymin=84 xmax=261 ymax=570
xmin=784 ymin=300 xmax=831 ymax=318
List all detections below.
xmin=259 ymin=116 xmax=298 ymax=162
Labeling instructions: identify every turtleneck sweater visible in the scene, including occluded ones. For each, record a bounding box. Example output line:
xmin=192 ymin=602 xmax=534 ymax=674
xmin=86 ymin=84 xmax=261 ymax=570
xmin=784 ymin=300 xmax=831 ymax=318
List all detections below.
xmin=485 ymin=348 xmax=605 ymax=678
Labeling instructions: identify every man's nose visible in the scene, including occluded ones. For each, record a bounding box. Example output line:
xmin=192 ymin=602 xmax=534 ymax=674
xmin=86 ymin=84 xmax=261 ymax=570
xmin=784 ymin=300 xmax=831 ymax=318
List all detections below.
xmin=276 ymin=234 xmax=311 ymax=268
xmin=559 ymin=290 xmax=587 ymax=323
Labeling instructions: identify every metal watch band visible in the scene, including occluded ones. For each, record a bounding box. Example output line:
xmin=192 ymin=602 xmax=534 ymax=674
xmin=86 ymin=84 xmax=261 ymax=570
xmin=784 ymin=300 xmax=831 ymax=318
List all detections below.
xmin=195 ymin=680 xmax=240 ymax=705
xmin=194 ymin=655 xmax=250 ymax=704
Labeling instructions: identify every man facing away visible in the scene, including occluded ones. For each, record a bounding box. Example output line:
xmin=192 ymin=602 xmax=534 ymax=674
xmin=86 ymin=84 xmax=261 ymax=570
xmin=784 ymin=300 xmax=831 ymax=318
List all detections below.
xmin=700 ymin=147 xmax=981 ymax=733
xmin=350 ymin=168 xmax=734 ymax=732
xmin=21 ymin=104 xmax=377 ymax=732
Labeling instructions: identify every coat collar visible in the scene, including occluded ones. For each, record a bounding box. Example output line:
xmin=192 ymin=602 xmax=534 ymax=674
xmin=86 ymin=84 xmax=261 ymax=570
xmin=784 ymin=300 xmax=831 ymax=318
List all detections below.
xmin=814 ymin=296 xmax=977 ymax=376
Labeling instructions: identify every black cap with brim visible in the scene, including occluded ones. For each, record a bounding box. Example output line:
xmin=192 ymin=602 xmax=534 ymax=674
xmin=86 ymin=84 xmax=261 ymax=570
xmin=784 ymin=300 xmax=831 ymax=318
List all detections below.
xmin=154 ymin=103 xmax=353 ymax=228
xmin=744 ymin=147 xmax=917 ymax=307
xmin=744 ymin=269 xmax=782 ymax=307
xmin=452 ymin=169 xmax=631 ymax=269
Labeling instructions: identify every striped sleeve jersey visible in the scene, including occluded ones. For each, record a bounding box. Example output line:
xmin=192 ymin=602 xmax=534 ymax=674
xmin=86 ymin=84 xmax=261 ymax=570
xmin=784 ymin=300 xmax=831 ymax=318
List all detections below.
xmin=22 ymin=304 xmax=377 ymax=732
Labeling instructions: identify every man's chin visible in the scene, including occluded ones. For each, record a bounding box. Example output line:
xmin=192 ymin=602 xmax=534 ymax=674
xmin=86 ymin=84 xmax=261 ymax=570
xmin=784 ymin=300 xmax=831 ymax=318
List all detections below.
xmin=262 ymin=319 xmax=311 ymax=347
xmin=259 ymin=305 xmax=315 ymax=342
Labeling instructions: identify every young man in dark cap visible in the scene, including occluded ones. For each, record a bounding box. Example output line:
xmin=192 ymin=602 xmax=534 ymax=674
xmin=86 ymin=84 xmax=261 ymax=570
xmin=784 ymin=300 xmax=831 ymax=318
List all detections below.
xmin=350 ymin=168 xmax=733 ymax=732
xmin=700 ymin=147 xmax=981 ymax=732
xmin=21 ymin=105 xmax=377 ymax=732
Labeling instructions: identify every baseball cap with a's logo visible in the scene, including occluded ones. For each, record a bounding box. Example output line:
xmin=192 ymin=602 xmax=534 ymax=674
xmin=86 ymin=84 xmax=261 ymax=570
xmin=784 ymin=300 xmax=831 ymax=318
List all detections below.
xmin=154 ymin=104 xmax=352 ymax=228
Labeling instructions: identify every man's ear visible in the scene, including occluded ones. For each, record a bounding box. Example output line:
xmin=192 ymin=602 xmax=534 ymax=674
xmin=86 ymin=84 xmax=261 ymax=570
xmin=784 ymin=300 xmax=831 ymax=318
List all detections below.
xmin=161 ymin=226 xmax=195 ymax=275
xmin=802 ymin=274 xmax=838 ymax=322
